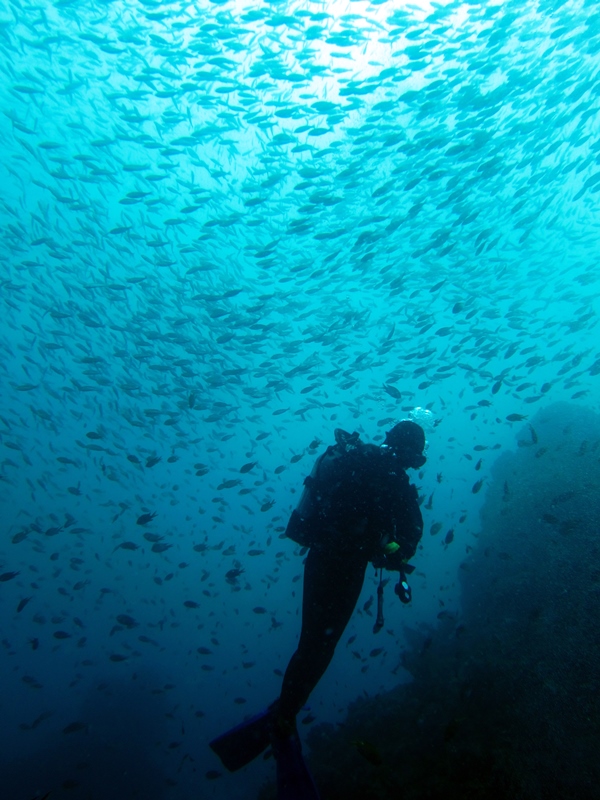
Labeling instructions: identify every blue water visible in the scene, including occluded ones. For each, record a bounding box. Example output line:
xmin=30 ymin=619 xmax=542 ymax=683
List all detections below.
xmin=1 ymin=0 xmax=599 ymax=797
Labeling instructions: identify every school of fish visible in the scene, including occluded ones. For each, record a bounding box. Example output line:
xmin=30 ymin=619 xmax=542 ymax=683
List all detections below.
xmin=1 ymin=0 xmax=599 ymax=796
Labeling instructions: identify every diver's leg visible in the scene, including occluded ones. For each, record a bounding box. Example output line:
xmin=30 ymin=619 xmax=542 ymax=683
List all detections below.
xmin=277 ymin=546 xmax=367 ymax=728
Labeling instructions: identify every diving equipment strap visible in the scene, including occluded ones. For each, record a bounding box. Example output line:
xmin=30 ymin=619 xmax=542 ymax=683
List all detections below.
xmin=373 ymin=570 xmax=385 ymax=634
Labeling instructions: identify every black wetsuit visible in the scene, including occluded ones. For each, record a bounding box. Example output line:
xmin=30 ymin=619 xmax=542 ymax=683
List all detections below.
xmin=278 ymin=443 xmax=423 ymax=726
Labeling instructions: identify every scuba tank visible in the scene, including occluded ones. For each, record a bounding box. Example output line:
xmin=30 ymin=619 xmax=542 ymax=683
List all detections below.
xmin=284 ymin=429 xmax=362 ymax=547
xmin=284 ymin=455 xmax=325 ymax=547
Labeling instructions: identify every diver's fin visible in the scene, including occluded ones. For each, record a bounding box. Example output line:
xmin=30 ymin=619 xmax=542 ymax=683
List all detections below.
xmin=274 ymin=731 xmax=320 ymax=800
xmin=209 ymin=707 xmax=273 ymax=772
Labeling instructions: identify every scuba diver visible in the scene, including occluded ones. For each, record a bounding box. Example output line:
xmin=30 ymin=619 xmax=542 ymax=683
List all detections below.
xmin=210 ymin=420 xmax=427 ymax=799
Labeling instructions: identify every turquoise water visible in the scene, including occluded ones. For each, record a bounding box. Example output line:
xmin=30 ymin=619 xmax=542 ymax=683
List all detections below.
xmin=1 ymin=0 xmax=599 ymax=797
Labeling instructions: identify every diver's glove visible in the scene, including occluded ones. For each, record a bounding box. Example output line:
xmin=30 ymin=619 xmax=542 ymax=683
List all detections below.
xmin=372 ymin=542 xmax=415 ymax=573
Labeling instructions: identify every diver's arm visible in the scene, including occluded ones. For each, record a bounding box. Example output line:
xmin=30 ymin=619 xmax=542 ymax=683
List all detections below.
xmin=398 ymin=482 xmax=423 ymax=561
xmin=372 ymin=548 xmax=409 ymax=572
xmin=371 ymin=480 xmax=423 ymax=571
